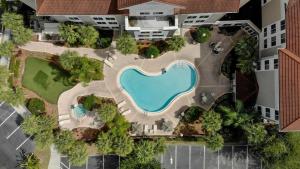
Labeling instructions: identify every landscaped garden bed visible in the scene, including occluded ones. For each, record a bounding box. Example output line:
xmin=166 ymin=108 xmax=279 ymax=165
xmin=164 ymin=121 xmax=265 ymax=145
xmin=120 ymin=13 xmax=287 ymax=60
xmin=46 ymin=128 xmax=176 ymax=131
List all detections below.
xmin=22 ymin=57 xmax=74 ymax=104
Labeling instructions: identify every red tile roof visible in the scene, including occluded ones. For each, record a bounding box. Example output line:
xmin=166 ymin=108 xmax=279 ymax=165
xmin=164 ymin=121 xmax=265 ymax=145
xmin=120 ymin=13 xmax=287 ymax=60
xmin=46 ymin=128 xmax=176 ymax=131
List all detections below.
xmin=36 ymin=0 xmax=122 ymax=15
xmin=118 ymin=0 xmax=241 ymax=13
xmin=36 ymin=0 xmax=240 ymax=15
xmin=279 ymin=0 xmax=300 ymax=132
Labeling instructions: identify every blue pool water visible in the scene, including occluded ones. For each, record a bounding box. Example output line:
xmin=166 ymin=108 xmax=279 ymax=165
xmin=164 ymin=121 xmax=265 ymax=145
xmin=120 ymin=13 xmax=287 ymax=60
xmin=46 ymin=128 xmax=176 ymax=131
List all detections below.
xmin=120 ymin=62 xmax=197 ymax=112
xmin=73 ymin=104 xmax=87 ymax=118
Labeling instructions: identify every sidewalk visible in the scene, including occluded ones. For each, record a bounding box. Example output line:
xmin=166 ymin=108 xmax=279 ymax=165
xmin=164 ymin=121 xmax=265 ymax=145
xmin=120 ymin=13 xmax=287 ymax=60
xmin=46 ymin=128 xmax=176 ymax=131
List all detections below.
xmin=48 ymin=145 xmax=61 ymax=169
xmin=20 ymin=41 xmax=116 ymax=61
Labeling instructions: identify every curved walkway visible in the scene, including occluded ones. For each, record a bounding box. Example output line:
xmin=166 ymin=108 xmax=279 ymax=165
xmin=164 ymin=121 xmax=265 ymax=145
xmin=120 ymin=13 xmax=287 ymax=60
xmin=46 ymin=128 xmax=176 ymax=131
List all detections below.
xmin=57 ymin=81 xmax=112 ymax=129
xmin=22 ymin=28 xmax=243 ymax=133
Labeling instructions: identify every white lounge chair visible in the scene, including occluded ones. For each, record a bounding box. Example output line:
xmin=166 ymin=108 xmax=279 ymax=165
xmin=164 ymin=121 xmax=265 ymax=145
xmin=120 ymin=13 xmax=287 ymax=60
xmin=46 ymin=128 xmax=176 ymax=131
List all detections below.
xmin=144 ymin=124 xmax=149 ymax=133
xmin=117 ymin=100 xmax=126 ymax=108
xmin=59 ymin=119 xmax=71 ymax=126
xmin=104 ymin=59 xmax=113 ymax=68
xmin=153 ymin=124 xmax=157 ymax=133
xmin=58 ymin=114 xmax=70 ymax=121
xmin=122 ymin=109 xmax=132 ymax=115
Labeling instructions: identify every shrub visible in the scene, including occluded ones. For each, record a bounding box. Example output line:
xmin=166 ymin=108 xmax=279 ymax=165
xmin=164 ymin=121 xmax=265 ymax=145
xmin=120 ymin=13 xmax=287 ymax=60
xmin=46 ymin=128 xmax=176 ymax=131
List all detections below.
xmin=97 ymin=37 xmax=112 ymax=48
xmin=12 ymin=27 xmax=32 ymax=45
xmin=144 ymin=45 xmax=160 ymax=58
xmin=77 ymin=25 xmax=99 ymax=47
xmin=193 ymin=27 xmax=211 ymax=43
xmin=202 ymin=111 xmax=222 ymax=134
xmin=116 ymin=33 xmax=138 ymax=55
xmin=54 ymin=130 xmax=88 ymax=166
xmin=205 ymin=133 xmax=224 ymax=151
xmin=242 ymin=123 xmax=267 ymax=144
xmin=1 ymin=12 xmax=23 ymax=30
xmin=0 ymin=41 xmax=14 ymax=57
xmin=20 ymin=153 xmax=40 ymax=169
xmin=183 ymin=106 xmax=203 ymax=123
xmin=59 ymin=50 xmax=104 ymax=83
xmin=27 ymin=98 xmax=45 ymax=115
xmin=21 ymin=115 xmax=56 ymax=149
xmin=167 ymin=35 xmax=185 ymax=52
xmin=97 ymin=103 xmax=118 ymax=123
xmin=82 ymin=95 xmax=96 ymax=111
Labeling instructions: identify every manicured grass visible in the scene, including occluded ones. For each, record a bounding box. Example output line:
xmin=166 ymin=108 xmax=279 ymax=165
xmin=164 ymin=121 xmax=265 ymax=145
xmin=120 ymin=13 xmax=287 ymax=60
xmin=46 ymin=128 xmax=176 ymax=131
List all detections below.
xmin=22 ymin=57 xmax=74 ymax=104
xmin=34 ymin=146 xmax=51 ymax=169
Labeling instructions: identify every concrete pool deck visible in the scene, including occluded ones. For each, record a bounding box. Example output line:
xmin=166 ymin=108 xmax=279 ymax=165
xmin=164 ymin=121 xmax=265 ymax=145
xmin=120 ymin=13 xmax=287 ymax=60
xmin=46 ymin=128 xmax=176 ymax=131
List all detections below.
xmin=22 ymin=27 xmax=243 ymax=133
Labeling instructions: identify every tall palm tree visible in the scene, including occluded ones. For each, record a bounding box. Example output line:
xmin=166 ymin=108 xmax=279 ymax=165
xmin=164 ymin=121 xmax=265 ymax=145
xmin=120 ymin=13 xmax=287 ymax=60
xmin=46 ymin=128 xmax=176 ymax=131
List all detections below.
xmin=219 ymin=100 xmax=251 ymax=127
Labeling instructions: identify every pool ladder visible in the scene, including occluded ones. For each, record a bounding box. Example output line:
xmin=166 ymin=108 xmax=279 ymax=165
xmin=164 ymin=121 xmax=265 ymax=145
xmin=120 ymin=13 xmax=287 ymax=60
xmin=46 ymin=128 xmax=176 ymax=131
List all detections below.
xmin=176 ymin=61 xmax=187 ymax=68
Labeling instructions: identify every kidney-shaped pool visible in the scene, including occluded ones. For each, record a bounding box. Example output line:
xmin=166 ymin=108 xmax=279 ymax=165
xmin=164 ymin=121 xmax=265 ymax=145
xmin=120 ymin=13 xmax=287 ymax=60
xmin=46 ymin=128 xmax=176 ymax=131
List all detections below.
xmin=119 ymin=61 xmax=198 ymax=113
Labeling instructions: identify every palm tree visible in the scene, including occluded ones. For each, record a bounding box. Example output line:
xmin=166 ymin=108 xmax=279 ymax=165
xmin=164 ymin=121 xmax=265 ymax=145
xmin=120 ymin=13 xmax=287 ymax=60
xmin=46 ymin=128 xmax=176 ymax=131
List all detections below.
xmin=116 ymin=33 xmax=138 ymax=55
xmin=219 ymin=100 xmax=251 ymax=127
xmin=20 ymin=153 xmax=40 ymax=169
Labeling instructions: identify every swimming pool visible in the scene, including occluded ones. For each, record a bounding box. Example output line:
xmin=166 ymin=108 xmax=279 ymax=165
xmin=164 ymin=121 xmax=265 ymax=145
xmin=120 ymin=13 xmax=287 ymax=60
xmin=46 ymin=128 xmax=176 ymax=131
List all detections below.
xmin=119 ymin=61 xmax=198 ymax=113
xmin=73 ymin=104 xmax=87 ymax=118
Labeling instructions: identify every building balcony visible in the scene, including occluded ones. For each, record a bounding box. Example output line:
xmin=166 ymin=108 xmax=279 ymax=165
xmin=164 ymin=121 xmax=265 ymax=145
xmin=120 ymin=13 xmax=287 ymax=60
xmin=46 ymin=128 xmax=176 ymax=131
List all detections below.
xmin=125 ymin=15 xmax=178 ymax=31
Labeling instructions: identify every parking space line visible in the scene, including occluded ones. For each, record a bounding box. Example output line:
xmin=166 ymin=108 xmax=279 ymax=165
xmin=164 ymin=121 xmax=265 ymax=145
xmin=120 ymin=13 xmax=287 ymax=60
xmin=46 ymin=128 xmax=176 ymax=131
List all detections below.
xmin=102 ymin=155 xmax=104 ymax=169
xmin=6 ymin=126 xmax=20 ymax=139
xmin=246 ymin=145 xmax=249 ymax=169
xmin=203 ymin=146 xmax=205 ymax=169
xmin=60 ymin=162 xmax=70 ymax=169
xmin=175 ymin=145 xmax=177 ymax=169
xmin=232 ymin=146 xmax=234 ymax=169
xmin=0 ymin=110 xmax=15 ymax=127
xmin=189 ymin=145 xmax=191 ymax=169
xmin=0 ymin=101 xmax=4 ymax=107
xmin=16 ymin=135 xmax=32 ymax=150
xmin=218 ymin=150 xmax=220 ymax=169
xmin=86 ymin=156 xmax=88 ymax=169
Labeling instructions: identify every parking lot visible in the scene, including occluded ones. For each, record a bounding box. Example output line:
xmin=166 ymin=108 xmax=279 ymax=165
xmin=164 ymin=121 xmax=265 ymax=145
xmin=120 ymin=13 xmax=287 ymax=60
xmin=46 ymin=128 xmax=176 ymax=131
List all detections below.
xmin=159 ymin=144 xmax=262 ymax=169
xmin=60 ymin=155 xmax=120 ymax=169
xmin=0 ymin=102 xmax=34 ymax=169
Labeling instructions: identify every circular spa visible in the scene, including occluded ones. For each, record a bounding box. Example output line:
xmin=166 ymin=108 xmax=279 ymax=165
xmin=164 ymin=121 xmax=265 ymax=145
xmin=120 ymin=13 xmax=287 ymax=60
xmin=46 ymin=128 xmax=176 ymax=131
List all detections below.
xmin=119 ymin=61 xmax=198 ymax=113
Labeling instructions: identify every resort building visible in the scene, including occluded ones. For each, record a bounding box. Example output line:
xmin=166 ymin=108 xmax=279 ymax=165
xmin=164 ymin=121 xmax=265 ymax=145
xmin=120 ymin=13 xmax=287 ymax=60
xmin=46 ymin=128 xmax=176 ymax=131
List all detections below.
xmin=21 ymin=0 xmax=250 ymax=40
xmin=256 ymin=0 xmax=300 ymax=132
xmin=256 ymin=0 xmax=288 ymax=124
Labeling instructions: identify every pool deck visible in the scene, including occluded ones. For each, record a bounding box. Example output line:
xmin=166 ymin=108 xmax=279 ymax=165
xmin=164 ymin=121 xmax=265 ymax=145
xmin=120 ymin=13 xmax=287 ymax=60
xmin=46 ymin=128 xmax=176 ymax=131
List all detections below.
xmin=23 ymin=27 xmax=244 ymax=133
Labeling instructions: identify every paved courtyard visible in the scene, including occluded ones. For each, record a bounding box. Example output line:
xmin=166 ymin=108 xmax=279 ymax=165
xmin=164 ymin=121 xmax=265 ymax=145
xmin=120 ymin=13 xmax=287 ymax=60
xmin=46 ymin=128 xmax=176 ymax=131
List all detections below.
xmin=0 ymin=102 xmax=35 ymax=169
xmin=21 ymin=27 xmax=245 ymax=134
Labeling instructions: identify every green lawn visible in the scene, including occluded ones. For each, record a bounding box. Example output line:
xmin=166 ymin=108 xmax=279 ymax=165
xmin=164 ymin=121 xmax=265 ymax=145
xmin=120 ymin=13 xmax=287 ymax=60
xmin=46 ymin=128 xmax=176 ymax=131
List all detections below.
xmin=22 ymin=57 xmax=74 ymax=104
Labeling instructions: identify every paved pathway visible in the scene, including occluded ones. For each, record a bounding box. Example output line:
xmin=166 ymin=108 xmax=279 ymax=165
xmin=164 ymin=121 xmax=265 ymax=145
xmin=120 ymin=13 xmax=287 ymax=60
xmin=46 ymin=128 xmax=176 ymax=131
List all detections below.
xmin=21 ymin=41 xmax=116 ymax=61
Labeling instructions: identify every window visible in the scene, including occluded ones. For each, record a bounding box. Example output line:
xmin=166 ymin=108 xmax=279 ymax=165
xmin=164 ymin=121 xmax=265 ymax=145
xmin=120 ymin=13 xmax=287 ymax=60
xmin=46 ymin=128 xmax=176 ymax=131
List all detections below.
xmin=274 ymin=59 xmax=278 ymax=69
xmin=68 ymin=17 xmax=80 ymax=21
xmin=264 ymin=39 xmax=268 ymax=48
xmin=112 ymin=27 xmax=119 ymax=29
xmin=105 ymin=17 xmax=115 ymax=20
xmin=271 ymin=36 xmax=276 ymax=46
xmin=152 ymin=34 xmax=163 ymax=37
xmin=256 ymin=61 xmax=261 ymax=70
xmin=153 ymin=31 xmax=162 ymax=34
xmin=153 ymin=12 xmax=163 ymax=15
xmin=275 ymin=110 xmax=279 ymax=120
xmin=196 ymin=20 xmax=205 ymax=23
xmin=271 ymin=24 xmax=276 ymax=34
xmin=140 ymin=12 xmax=150 ymax=15
xmin=257 ymin=106 xmax=262 ymax=114
xmin=184 ymin=20 xmax=193 ymax=23
xmin=188 ymin=16 xmax=197 ymax=19
xmin=199 ymin=15 xmax=209 ymax=18
xmin=281 ymin=20 xmax=285 ymax=30
xmin=141 ymin=32 xmax=150 ymax=34
xmin=93 ymin=17 xmax=103 ymax=20
xmin=108 ymin=22 xmax=118 ymax=24
xmin=265 ymin=108 xmax=270 ymax=118
xmin=96 ymin=22 xmax=106 ymax=24
xmin=100 ymin=27 xmax=109 ymax=29
xmin=265 ymin=60 xmax=270 ymax=70
xmin=263 ymin=28 xmax=267 ymax=37
xmin=281 ymin=33 xmax=286 ymax=44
